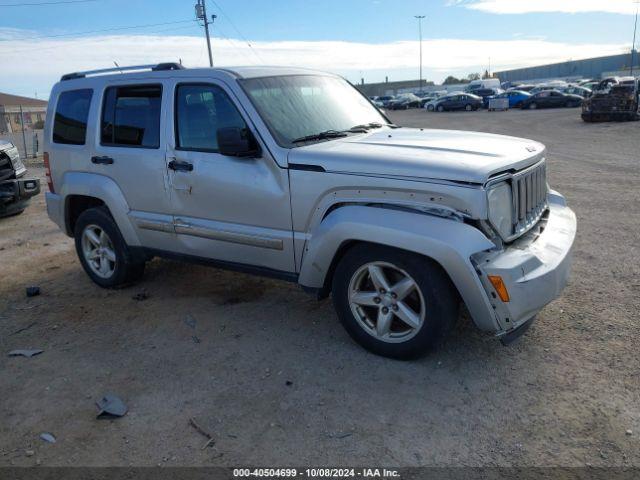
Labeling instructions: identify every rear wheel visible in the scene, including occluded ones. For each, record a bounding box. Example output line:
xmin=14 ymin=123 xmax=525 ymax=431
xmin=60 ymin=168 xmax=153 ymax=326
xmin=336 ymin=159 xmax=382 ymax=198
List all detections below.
xmin=332 ymin=244 xmax=458 ymax=359
xmin=74 ymin=207 xmax=145 ymax=288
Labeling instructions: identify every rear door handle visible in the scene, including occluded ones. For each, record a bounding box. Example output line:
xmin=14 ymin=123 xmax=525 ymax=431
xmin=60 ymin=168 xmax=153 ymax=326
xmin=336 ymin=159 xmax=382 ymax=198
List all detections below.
xmin=168 ymin=159 xmax=193 ymax=172
xmin=91 ymin=156 xmax=114 ymax=165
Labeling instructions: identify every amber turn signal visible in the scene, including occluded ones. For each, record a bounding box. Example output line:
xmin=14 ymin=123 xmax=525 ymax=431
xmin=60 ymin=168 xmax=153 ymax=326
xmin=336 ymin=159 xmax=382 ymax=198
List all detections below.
xmin=488 ymin=275 xmax=510 ymax=302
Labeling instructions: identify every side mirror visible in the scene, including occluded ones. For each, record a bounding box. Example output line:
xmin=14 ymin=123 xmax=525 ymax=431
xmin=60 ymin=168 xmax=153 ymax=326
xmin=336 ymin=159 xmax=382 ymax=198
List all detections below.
xmin=217 ymin=127 xmax=261 ymax=158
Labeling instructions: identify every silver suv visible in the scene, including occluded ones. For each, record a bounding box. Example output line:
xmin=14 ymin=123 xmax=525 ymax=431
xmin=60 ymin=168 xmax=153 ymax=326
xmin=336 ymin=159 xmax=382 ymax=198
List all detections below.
xmin=44 ymin=63 xmax=576 ymax=359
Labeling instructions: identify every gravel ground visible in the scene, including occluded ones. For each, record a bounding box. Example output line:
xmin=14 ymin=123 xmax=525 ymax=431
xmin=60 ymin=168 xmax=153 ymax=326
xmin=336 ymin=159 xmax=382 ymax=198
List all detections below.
xmin=0 ymin=108 xmax=638 ymax=467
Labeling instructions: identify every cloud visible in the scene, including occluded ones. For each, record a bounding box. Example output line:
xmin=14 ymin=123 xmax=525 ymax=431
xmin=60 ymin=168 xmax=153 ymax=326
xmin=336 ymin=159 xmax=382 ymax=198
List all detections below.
xmin=452 ymin=0 xmax=639 ymax=15
xmin=0 ymin=32 xmax=629 ymax=97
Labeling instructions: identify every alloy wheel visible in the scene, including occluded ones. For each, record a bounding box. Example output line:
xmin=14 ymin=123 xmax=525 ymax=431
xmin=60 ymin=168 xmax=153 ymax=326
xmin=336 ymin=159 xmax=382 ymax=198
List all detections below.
xmin=81 ymin=224 xmax=116 ymax=279
xmin=348 ymin=261 xmax=426 ymax=343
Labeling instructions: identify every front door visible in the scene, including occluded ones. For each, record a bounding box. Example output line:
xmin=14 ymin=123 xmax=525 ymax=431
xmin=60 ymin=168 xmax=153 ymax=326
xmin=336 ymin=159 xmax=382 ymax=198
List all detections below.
xmin=164 ymin=80 xmax=295 ymax=274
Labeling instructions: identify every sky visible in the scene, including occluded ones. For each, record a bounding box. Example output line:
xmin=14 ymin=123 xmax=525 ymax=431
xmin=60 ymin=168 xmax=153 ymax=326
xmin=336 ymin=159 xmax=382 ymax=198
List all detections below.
xmin=0 ymin=0 xmax=638 ymax=98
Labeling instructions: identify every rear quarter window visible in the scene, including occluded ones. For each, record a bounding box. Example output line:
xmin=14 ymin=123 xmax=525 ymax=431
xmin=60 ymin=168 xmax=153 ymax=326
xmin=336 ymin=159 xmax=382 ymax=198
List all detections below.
xmin=53 ymin=89 xmax=93 ymax=145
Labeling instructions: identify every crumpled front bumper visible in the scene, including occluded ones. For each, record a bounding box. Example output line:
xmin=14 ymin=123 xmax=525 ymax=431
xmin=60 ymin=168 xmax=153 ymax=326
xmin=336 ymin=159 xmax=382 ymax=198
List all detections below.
xmin=474 ymin=190 xmax=577 ymax=335
xmin=0 ymin=177 xmax=41 ymax=213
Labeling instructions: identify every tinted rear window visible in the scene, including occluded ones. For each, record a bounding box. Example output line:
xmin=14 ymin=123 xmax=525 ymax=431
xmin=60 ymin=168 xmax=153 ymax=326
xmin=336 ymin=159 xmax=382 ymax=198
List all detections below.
xmin=53 ymin=89 xmax=93 ymax=145
xmin=101 ymin=85 xmax=162 ymax=148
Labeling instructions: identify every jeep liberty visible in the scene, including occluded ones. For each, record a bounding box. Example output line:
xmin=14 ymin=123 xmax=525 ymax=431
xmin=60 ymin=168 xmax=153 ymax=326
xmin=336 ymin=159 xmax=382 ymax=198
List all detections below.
xmin=44 ymin=63 xmax=577 ymax=358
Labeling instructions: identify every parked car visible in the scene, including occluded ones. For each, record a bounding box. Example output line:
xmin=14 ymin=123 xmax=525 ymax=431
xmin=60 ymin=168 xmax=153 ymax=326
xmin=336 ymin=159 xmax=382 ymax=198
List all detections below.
xmin=387 ymin=93 xmax=421 ymax=110
xmin=560 ymin=86 xmax=592 ymax=98
xmin=466 ymin=78 xmax=501 ymax=92
xmin=529 ymin=85 xmax=559 ymax=95
xmin=510 ymin=84 xmax=536 ymax=93
xmin=376 ymin=95 xmax=395 ymax=108
xmin=417 ymin=93 xmax=441 ymax=108
xmin=43 ymin=63 xmax=576 ymax=359
xmin=472 ymin=88 xmax=504 ymax=108
xmin=0 ymin=140 xmax=40 ymax=217
xmin=486 ymin=90 xmax=532 ymax=109
xmin=520 ymin=90 xmax=583 ymax=109
xmin=432 ymin=93 xmax=483 ymax=112
xmin=582 ymin=78 xmax=640 ymax=122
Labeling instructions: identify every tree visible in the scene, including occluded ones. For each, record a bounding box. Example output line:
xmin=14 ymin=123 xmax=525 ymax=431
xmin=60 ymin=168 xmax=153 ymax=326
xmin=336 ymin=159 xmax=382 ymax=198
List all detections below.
xmin=467 ymin=73 xmax=481 ymax=81
xmin=443 ymin=75 xmax=462 ymax=85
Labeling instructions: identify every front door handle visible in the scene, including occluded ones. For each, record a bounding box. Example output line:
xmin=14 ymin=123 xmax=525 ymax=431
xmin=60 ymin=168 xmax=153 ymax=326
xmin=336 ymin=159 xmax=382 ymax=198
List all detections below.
xmin=168 ymin=159 xmax=194 ymax=172
xmin=91 ymin=156 xmax=114 ymax=165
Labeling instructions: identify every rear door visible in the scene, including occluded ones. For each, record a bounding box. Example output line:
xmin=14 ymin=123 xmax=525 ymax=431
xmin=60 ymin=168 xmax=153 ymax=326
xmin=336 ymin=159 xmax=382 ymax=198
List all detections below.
xmin=91 ymin=80 xmax=175 ymax=249
xmin=163 ymin=78 xmax=295 ymax=274
xmin=549 ymin=91 xmax=565 ymax=106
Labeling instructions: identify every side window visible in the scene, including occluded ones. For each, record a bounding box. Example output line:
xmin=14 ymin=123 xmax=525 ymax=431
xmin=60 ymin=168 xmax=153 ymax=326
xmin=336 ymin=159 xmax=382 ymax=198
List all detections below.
xmin=175 ymin=84 xmax=247 ymax=152
xmin=53 ymin=89 xmax=93 ymax=145
xmin=101 ymin=85 xmax=161 ymax=148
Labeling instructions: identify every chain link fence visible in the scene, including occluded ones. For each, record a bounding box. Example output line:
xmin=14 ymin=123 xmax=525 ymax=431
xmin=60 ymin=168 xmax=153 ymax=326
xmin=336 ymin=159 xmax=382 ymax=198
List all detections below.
xmin=0 ymin=129 xmax=44 ymax=159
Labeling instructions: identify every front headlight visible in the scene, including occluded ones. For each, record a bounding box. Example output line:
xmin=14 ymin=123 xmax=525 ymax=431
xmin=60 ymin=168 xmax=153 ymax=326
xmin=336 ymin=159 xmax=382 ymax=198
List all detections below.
xmin=7 ymin=145 xmax=25 ymax=172
xmin=487 ymin=182 xmax=513 ymax=239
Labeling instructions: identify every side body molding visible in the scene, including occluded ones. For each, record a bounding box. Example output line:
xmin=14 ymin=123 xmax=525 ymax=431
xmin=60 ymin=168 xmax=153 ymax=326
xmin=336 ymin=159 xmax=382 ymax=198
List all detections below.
xmin=298 ymin=205 xmax=500 ymax=332
xmin=59 ymin=171 xmax=141 ymax=246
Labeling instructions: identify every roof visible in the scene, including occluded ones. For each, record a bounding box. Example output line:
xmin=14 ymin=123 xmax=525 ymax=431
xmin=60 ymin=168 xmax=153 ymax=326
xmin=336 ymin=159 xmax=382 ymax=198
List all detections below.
xmin=57 ymin=64 xmax=336 ymax=85
xmin=0 ymin=92 xmax=48 ymax=107
xmin=219 ymin=66 xmax=334 ymax=79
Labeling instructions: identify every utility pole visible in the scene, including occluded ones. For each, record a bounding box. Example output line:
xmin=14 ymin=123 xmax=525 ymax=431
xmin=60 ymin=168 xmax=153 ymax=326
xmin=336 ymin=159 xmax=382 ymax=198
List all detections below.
xmin=195 ymin=0 xmax=216 ymax=67
xmin=631 ymin=0 xmax=639 ymax=76
xmin=415 ymin=15 xmax=425 ymax=92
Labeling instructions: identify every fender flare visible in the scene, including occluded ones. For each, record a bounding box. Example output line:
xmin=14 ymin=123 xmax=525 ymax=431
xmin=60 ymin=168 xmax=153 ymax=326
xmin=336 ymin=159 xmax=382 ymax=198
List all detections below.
xmin=59 ymin=171 xmax=141 ymax=246
xmin=298 ymin=205 xmax=501 ymax=332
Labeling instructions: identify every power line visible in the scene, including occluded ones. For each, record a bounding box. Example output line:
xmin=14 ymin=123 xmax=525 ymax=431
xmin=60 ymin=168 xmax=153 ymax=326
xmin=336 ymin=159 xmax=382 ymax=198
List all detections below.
xmin=0 ymin=0 xmax=97 ymax=6
xmin=0 ymin=19 xmax=196 ymax=43
xmin=208 ymin=0 xmax=265 ymax=64
xmin=0 ymin=20 xmax=200 ymax=55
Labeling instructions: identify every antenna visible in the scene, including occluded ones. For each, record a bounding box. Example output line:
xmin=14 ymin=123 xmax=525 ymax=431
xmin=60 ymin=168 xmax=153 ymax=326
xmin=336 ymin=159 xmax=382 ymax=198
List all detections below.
xmin=113 ymin=61 xmax=123 ymax=74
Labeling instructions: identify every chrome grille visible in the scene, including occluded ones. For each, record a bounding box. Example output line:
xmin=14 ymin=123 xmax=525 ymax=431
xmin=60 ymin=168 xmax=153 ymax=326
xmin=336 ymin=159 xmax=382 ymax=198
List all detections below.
xmin=511 ymin=161 xmax=548 ymax=238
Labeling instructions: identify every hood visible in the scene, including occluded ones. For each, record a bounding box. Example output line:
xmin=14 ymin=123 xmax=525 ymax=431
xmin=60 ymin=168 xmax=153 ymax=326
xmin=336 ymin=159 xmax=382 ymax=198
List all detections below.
xmin=288 ymin=128 xmax=545 ymax=185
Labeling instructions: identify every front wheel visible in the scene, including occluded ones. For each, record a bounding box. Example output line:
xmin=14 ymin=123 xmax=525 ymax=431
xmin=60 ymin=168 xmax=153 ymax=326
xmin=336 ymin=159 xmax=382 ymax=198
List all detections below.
xmin=427 ymin=105 xmax=434 ymax=111
xmin=529 ymin=102 xmax=537 ymax=110
xmin=465 ymin=104 xmax=472 ymax=111
xmin=437 ymin=105 xmax=444 ymax=112
xmin=332 ymin=244 xmax=459 ymax=359
xmin=74 ymin=207 xmax=145 ymax=288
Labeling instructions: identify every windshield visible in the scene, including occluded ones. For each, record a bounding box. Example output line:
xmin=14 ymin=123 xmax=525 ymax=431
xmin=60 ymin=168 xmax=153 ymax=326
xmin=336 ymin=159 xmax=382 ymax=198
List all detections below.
xmin=240 ymin=75 xmax=388 ymax=147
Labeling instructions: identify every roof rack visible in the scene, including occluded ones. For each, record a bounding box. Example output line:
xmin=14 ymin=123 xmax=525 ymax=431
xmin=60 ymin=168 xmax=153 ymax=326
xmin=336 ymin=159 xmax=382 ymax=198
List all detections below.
xmin=60 ymin=62 xmax=185 ymax=81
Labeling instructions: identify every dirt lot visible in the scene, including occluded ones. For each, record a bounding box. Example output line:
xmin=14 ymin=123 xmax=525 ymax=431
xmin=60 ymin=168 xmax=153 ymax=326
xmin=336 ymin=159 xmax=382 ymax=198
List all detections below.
xmin=1 ymin=108 xmax=638 ymax=467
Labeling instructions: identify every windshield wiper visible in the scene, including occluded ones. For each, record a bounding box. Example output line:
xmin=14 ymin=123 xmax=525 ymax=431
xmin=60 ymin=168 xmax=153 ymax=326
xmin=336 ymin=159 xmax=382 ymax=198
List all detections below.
xmin=291 ymin=130 xmax=348 ymax=144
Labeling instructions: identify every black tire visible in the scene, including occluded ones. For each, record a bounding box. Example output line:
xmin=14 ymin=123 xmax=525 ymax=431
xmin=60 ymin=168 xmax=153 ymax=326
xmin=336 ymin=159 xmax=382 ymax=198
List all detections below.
xmin=427 ymin=105 xmax=434 ymax=111
xmin=465 ymin=104 xmax=472 ymax=111
xmin=437 ymin=105 xmax=444 ymax=112
xmin=74 ymin=206 xmax=145 ymax=288
xmin=528 ymin=102 xmax=537 ymax=110
xmin=332 ymin=244 xmax=459 ymax=359
xmin=0 ymin=207 xmax=25 ymax=219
